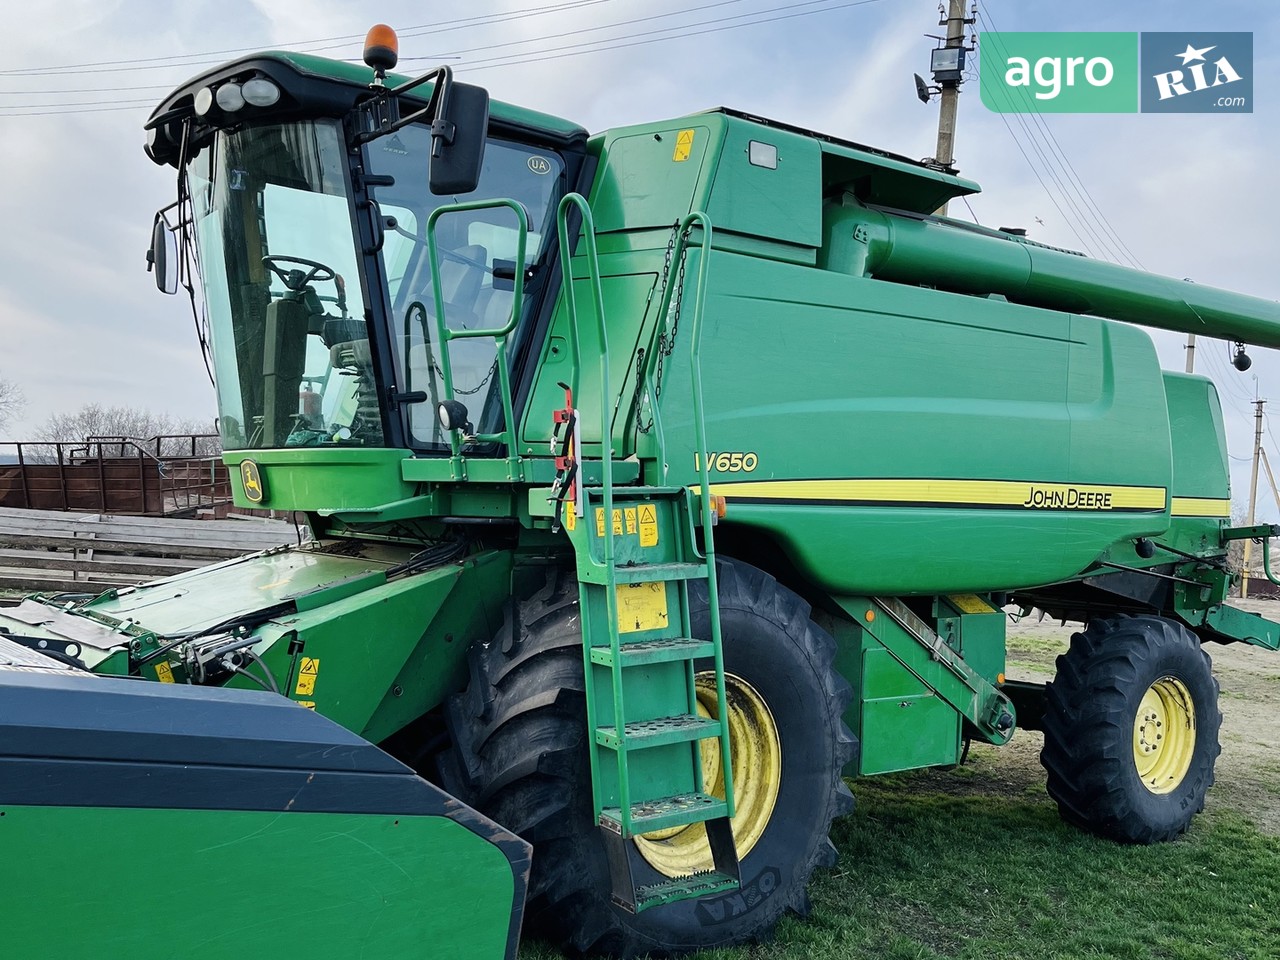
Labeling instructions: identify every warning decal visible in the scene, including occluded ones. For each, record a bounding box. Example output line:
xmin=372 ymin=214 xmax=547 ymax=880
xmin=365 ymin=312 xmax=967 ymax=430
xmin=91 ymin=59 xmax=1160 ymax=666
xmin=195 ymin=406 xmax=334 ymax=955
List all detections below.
xmin=295 ymin=657 xmax=320 ymax=697
xmin=673 ymin=129 xmax=695 ymax=162
xmin=154 ymin=661 xmax=174 ymax=684
xmin=638 ymin=504 xmax=659 ymax=547
xmin=617 ymin=582 xmax=669 ymax=633
xmin=949 ymin=594 xmax=997 ymax=616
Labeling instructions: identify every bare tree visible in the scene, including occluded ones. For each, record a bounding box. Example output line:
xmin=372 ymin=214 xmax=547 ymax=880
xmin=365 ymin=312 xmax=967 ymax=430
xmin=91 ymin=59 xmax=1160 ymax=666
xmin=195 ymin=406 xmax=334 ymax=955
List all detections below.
xmin=0 ymin=373 xmax=25 ymax=433
xmin=35 ymin=404 xmax=221 ymax=456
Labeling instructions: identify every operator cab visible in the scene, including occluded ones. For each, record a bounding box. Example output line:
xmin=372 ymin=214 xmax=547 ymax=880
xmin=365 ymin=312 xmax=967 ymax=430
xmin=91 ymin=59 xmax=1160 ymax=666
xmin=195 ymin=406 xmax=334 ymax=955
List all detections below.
xmin=145 ymin=27 xmax=586 ymax=454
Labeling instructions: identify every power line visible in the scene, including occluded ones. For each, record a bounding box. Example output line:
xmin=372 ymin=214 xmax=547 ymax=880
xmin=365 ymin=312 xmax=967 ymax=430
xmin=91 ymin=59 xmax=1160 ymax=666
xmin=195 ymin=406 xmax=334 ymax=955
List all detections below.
xmin=973 ymin=23 xmax=1122 ymax=262
xmin=0 ymin=0 xmax=757 ymax=106
xmin=0 ymin=0 xmax=886 ymax=117
xmin=976 ymin=6 xmax=1144 ymax=269
xmin=974 ymin=43 xmax=1096 ymax=253
xmin=408 ymin=0 xmax=880 ymax=71
xmin=0 ymin=0 xmax=618 ymax=76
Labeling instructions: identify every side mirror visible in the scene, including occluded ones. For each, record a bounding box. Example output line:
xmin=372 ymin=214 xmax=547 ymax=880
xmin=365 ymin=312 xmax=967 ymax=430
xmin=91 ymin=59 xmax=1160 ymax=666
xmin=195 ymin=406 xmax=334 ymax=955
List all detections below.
xmin=429 ymin=81 xmax=489 ymax=196
xmin=147 ymin=216 xmax=179 ymax=295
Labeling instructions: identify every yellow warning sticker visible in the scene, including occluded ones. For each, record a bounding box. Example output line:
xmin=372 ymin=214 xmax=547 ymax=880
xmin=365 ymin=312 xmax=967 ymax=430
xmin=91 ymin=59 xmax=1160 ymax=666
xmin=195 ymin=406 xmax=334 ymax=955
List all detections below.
xmin=564 ymin=502 xmax=576 ymax=531
xmin=594 ymin=507 xmax=628 ymax=537
xmin=617 ymin=582 xmax=670 ymax=633
xmin=155 ymin=661 xmax=174 ymax=684
xmin=638 ymin=503 xmax=659 ymax=547
xmin=949 ymin=594 xmax=997 ymax=616
xmin=297 ymin=701 xmax=316 ymax=710
xmin=624 ymin=507 xmax=637 ymax=535
xmin=296 ymin=657 xmax=320 ymax=697
xmin=673 ymin=128 xmax=695 ymax=162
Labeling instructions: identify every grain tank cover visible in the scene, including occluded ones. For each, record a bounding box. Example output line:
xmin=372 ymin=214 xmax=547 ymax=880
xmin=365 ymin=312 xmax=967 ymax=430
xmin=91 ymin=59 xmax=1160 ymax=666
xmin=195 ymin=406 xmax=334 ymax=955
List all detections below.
xmin=699 ymin=107 xmax=981 ymax=215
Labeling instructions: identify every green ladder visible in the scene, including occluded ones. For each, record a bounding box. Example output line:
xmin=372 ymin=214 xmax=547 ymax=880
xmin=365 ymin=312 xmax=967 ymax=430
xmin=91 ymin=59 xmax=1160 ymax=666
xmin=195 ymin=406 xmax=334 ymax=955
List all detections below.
xmin=554 ymin=196 xmax=740 ymax=912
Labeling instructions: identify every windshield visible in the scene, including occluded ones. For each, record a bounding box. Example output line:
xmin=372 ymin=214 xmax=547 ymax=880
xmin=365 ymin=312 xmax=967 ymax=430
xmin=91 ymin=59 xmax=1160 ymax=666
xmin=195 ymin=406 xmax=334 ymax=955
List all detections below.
xmin=363 ymin=129 xmax=566 ymax=446
xmin=188 ymin=120 xmax=384 ymax=450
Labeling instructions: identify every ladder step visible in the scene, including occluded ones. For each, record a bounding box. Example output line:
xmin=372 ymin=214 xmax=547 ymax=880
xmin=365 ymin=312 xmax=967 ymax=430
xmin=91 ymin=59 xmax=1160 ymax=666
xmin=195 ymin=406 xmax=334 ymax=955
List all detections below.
xmin=613 ymin=562 xmax=707 ymax=584
xmin=626 ymin=870 xmax=740 ymax=913
xmin=590 ymin=637 xmax=714 ymax=668
xmin=595 ymin=714 xmax=722 ymax=750
xmin=599 ymin=792 xmax=729 ymax=836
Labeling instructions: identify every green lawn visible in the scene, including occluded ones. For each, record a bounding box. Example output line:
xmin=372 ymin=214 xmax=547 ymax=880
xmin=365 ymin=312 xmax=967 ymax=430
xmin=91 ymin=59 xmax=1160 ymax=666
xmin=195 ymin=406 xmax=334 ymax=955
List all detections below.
xmin=523 ymin=747 xmax=1280 ymax=959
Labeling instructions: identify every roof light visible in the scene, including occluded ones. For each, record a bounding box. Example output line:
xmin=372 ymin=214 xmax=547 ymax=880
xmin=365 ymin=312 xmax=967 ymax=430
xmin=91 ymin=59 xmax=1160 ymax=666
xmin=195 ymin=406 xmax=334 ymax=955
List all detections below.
xmin=193 ymin=86 xmax=215 ymax=116
xmin=364 ymin=24 xmax=399 ymax=81
xmin=215 ymin=82 xmax=245 ymax=112
xmin=242 ymin=77 xmax=281 ymax=107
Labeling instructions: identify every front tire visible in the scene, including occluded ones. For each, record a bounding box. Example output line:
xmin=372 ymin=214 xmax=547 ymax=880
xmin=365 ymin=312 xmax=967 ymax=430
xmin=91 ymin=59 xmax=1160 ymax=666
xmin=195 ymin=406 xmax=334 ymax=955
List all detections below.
xmin=442 ymin=558 xmax=856 ymax=956
xmin=1040 ymin=615 xmax=1221 ymax=843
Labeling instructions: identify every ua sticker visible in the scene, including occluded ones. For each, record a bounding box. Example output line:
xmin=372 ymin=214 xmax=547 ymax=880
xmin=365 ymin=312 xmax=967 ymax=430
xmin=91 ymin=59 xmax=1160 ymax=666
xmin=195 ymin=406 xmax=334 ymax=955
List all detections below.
xmin=240 ymin=459 xmax=265 ymax=504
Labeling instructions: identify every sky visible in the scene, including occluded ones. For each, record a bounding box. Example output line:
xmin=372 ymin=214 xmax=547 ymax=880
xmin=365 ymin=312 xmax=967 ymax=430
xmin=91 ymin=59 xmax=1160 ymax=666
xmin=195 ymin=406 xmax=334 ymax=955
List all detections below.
xmin=0 ymin=0 xmax=1277 ymax=517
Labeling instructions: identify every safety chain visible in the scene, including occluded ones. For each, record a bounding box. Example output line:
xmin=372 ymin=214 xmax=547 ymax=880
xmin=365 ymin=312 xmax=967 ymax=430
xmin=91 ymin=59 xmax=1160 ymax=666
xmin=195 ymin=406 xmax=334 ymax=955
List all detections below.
xmin=635 ymin=221 xmax=691 ymax=434
xmin=408 ymin=303 xmax=499 ymax=397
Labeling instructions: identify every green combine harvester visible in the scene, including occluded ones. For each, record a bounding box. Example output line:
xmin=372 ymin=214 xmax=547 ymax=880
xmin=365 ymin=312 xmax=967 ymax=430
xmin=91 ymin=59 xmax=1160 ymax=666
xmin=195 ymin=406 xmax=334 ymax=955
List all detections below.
xmin=6 ymin=25 xmax=1280 ymax=959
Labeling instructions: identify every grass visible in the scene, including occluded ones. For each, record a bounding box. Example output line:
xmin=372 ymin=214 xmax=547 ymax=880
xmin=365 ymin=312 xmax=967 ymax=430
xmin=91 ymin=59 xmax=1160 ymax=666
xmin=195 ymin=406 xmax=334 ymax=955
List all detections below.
xmin=522 ymin=762 xmax=1280 ymax=960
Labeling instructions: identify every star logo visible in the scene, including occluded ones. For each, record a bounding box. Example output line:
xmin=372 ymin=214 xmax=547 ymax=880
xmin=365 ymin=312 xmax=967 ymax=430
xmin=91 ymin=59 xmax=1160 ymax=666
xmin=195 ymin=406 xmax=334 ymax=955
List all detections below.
xmin=1176 ymin=43 xmax=1215 ymax=65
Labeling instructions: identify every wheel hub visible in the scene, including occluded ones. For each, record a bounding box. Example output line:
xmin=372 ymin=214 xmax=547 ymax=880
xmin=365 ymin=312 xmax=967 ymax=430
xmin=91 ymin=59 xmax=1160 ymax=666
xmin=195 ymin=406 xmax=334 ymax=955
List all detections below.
xmin=634 ymin=671 xmax=781 ymax=878
xmin=1132 ymin=676 xmax=1196 ymax=795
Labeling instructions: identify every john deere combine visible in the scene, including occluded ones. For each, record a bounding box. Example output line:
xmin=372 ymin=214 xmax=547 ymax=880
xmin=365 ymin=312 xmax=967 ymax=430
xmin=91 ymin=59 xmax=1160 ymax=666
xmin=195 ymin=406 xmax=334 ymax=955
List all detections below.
xmin=5 ymin=25 xmax=1280 ymax=959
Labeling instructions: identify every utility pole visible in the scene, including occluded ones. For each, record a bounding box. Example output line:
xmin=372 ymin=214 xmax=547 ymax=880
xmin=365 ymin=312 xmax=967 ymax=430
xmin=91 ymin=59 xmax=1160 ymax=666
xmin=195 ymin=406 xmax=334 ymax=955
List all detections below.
xmin=916 ymin=1 xmax=976 ymax=216
xmin=1241 ymin=398 xmax=1265 ymax=598
xmin=1184 ymin=333 xmax=1196 ymax=373
xmin=934 ymin=0 xmax=968 ymax=192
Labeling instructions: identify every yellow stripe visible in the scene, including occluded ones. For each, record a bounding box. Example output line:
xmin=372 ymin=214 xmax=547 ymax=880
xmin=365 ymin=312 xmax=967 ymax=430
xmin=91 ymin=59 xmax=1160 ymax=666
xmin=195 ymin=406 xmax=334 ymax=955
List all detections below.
xmin=1170 ymin=497 xmax=1231 ymax=518
xmin=706 ymin=479 xmax=1167 ymax=511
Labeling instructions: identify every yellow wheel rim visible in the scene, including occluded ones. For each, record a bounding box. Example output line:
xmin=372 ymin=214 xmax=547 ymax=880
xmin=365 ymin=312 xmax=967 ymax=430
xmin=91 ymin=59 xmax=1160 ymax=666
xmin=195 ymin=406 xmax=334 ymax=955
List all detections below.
xmin=1132 ymin=676 xmax=1196 ymax=795
xmin=634 ymin=671 xmax=781 ymax=878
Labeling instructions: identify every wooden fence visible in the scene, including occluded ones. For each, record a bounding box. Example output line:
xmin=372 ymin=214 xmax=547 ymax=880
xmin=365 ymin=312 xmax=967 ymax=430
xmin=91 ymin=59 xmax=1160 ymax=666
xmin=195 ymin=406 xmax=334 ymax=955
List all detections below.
xmin=0 ymin=507 xmax=299 ymax=595
xmin=0 ymin=436 xmax=230 ymax=517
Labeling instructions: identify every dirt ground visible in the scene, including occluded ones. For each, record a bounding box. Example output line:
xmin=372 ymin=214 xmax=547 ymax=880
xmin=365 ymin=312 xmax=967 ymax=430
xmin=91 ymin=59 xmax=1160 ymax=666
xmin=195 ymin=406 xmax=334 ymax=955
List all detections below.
xmin=990 ymin=598 xmax=1280 ymax=834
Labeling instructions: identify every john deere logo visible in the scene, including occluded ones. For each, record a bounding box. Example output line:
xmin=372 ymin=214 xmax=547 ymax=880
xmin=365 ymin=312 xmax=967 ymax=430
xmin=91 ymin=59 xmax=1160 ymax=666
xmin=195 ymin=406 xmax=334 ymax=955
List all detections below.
xmin=240 ymin=460 xmax=265 ymax=504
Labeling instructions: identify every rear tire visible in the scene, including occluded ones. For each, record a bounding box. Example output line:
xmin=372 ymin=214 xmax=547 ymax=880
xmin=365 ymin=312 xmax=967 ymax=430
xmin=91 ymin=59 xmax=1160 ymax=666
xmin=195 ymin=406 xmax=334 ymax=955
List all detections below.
xmin=1040 ymin=615 xmax=1221 ymax=843
xmin=442 ymin=558 xmax=856 ymax=957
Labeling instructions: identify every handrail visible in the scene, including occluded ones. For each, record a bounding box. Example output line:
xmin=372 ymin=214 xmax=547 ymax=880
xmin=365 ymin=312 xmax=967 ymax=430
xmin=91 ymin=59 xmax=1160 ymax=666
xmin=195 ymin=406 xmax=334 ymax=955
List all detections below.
xmin=556 ymin=192 xmax=629 ymax=817
xmin=425 ymin=197 xmax=530 ymax=479
xmin=672 ymin=210 xmax=734 ymax=816
xmin=555 ymin=193 xmax=613 ymax=550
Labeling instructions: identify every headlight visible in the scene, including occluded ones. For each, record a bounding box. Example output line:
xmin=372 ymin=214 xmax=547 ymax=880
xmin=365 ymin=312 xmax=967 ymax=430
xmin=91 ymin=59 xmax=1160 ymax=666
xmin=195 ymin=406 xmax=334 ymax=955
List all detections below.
xmin=215 ymin=82 xmax=245 ymax=112
xmin=242 ymin=77 xmax=281 ymax=107
xmin=193 ymin=86 xmax=215 ymax=116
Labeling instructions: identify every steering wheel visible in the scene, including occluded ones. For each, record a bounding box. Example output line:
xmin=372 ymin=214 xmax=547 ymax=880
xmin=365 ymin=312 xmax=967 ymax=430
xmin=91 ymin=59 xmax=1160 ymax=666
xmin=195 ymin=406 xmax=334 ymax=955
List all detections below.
xmin=262 ymin=255 xmax=337 ymax=292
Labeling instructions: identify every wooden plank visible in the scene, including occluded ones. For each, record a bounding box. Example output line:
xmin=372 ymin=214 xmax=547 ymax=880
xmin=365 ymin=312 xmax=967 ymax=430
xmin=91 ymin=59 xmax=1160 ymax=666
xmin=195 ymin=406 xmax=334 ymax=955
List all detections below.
xmin=0 ymin=549 xmax=201 ymax=577
xmin=0 ymin=517 xmax=291 ymax=547
xmin=0 ymin=575 xmax=125 ymax=594
xmin=0 ymin=533 xmax=253 ymax=560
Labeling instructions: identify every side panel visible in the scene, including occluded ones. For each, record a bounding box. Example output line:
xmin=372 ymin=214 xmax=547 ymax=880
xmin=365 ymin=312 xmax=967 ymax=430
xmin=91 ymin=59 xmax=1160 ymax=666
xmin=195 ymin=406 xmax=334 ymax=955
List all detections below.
xmin=1163 ymin=371 xmax=1233 ymax=552
xmin=3 ymin=807 xmax=515 ymax=960
xmin=655 ymin=250 xmax=1174 ymax=594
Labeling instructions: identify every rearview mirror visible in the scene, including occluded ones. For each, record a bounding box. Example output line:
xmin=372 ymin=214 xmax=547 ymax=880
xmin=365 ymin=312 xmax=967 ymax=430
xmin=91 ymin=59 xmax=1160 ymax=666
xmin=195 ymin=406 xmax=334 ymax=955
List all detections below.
xmin=429 ymin=81 xmax=489 ymax=196
xmin=147 ymin=216 xmax=179 ymax=295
